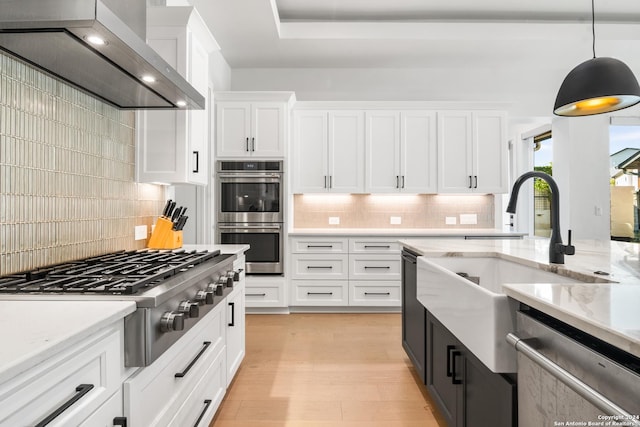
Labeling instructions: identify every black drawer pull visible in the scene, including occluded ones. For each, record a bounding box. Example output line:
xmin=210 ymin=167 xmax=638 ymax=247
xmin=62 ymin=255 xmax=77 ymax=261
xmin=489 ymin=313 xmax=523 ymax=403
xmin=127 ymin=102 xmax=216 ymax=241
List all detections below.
xmin=246 ymin=293 xmax=267 ymax=297
xmin=35 ymin=384 xmax=94 ymax=427
xmin=307 ymin=245 xmax=334 ymax=248
xmin=364 ymin=292 xmax=391 ymax=296
xmin=175 ymin=341 xmax=211 ymax=378
xmin=193 ymin=399 xmax=212 ymax=427
xmin=364 ymin=266 xmax=390 ymax=269
xmin=446 ymin=345 xmax=455 ymax=377
xmin=451 ymin=350 xmax=463 ymax=385
xmin=113 ymin=417 xmax=127 ymax=427
xmin=307 ymin=266 xmax=333 ymax=269
xmin=228 ymin=302 xmax=235 ymax=327
xmin=307 ymin=292 xmax=333 ymax=295
xmin=192 ymin=151 xmax=199 ymax=173
xmin=364 ymin=245 xmax=391 ymax=249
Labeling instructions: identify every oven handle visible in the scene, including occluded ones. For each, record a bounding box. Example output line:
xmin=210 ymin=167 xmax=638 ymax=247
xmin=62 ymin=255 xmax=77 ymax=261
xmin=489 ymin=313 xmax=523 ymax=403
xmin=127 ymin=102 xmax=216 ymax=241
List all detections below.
xmin=217 ymin=173 xmax=282 ymax=180
xmin=218 ymin=225 xmax=282 ymax=230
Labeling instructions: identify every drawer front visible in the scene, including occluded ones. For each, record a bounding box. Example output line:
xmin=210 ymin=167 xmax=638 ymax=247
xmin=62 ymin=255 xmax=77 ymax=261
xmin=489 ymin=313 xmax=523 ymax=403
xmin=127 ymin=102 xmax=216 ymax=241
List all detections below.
xmin=291 ymin=237 xmax=349 ymax=253
xmin=291 ymin=281 xmax=348 ymax=306
xmin=350 ymin=281 xmax=401 ymax=306
xmin=291 ymin=254 xmax=349 ymax=279
xmin=0 ymin=324 xmax=123 ymax=427
xmin=349 ymin=239 xmax=401 ymax=253
xmin=349 ymin=254 xmax=401 ymax=280
xmin=245 ymin=285 xmax=285 ymax=307
xmin=79 ymin=389 xmax=123 ymax=427
xmin=168 ymin=348 xmax=226 ymax=427
xmin=124 ymin=303 xmax=225 ymax=427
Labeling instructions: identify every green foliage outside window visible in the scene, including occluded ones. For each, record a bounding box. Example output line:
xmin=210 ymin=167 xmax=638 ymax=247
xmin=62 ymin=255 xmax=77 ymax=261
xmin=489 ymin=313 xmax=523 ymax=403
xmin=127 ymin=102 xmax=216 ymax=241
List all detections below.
xmin=534 ymin=165 xmax=552 ymax=198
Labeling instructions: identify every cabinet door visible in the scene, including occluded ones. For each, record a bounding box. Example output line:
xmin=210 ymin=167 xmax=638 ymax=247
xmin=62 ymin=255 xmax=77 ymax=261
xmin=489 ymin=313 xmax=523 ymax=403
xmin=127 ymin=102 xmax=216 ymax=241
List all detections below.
xmin=437 ymin=111 xmax=474 ymax=193
xmin=426 ymin=311 xmax=461 ymax=427
xmin=187 ymin=33 xmax=209 ymax=184
xmin=462 ymin=348 xmax=516 ymax=427
xmin=293 ymin=110 xmax=329 ymax=193
xmin=472 ymin=111 xmax=508 ymax=193
xmin=251 ymin=103 xmax=285 ymax=156
xmin=216 ymin=102 xmax=252 ymax=157
xmin=402 ymin=111 xmax=437 ymax=193
xmin=365 ymin=111 xmax=401 ymax=193
xmin=401 ymin=252 xmax=426 ymax=383
xmin=226 ymin=284 xmax=245 ymax=387
xmin=328 ymin=111 xmax=365 ymax=193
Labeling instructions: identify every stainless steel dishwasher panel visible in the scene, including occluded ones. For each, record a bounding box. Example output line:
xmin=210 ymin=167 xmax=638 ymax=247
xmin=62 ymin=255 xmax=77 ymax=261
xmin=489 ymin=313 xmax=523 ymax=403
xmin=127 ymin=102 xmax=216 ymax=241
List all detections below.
xmin=514 ymin=311 xmax=640 ymax=427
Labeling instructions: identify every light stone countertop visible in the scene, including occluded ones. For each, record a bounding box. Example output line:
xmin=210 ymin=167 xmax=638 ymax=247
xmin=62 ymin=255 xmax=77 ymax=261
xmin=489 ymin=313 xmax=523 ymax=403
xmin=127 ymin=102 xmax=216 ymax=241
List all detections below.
xmin=182 ymin=244 xmax=249 ymax=255
xmin=289 ymin=228 xmax=526 ymax=237
xmin=0 ymin=301 xmax=136 ymax=384
xmin=401 ymin=237 xmax=640 ymax=358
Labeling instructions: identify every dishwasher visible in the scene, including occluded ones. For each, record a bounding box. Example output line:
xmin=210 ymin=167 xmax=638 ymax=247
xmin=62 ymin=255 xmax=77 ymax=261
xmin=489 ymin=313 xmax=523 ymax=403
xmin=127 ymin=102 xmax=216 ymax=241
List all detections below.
xmin=507 ymin=305 xmax=640 ymax=427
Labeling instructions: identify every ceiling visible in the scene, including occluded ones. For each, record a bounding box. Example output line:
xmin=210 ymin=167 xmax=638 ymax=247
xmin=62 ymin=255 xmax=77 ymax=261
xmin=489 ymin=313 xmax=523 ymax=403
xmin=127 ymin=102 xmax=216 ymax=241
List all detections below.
xmin=185 ymin=0 xmax=640 ymax=117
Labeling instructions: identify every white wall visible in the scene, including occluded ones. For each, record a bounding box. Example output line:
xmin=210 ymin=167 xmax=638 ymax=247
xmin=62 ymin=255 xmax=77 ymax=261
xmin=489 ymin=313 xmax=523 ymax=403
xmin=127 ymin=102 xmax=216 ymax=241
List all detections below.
xmin=210 ymin=50 xmax=231 ymax=91
xmin=552 ymin=116 xmax=611 ymax=242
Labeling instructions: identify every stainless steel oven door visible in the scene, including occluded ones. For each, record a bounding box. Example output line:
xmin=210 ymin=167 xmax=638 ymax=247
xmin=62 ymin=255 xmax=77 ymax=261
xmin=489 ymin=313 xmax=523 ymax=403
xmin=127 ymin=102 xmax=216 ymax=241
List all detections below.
xmin=217 ymin=223 xmax=283 ymax=274
xmin=217 ymin=173 xmax=283 ymax=223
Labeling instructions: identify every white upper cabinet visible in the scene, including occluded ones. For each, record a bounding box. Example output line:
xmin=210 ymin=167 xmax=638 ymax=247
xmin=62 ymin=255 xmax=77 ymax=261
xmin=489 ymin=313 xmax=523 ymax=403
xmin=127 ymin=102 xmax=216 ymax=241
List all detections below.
xmin=136 ymin=6 xmax=217 ymax=186
xmin=216 ymin=92 xmax=295 ymax=158
xmin=365 ymin=110 xmax=437 ymax=193
xmin=437 ymin=111 xmax=507 ymax=193
xmin=293 ymin=110 xmax=365 ymax=193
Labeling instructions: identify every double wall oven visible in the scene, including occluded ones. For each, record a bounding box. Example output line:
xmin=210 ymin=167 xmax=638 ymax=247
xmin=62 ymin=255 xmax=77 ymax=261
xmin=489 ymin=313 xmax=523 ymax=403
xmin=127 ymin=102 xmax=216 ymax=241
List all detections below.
xmin=216 ymin=161 xmax=283 ymax=274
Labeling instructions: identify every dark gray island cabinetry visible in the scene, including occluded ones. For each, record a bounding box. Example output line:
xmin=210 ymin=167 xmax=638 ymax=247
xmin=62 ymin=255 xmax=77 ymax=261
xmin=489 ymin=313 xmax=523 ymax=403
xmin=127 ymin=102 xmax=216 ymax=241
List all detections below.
xmin=401 ymin=248 xmax=426 ymax=383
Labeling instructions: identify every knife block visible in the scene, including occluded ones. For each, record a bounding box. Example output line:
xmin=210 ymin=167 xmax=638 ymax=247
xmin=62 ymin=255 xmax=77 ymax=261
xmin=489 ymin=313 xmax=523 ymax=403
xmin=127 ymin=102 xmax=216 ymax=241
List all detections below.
xmin=147 ymin=217 xmax=183 ymax=250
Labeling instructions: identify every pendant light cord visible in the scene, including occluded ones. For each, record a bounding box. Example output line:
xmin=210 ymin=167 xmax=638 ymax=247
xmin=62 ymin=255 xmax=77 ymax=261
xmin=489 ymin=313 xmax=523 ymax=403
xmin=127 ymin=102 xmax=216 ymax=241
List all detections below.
xmin=592 ymin=0 xmax=596 ymax=58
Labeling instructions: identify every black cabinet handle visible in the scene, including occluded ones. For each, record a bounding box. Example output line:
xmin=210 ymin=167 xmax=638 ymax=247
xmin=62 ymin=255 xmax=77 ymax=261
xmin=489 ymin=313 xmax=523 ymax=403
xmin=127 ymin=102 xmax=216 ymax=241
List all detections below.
xmin=364 ymin=292 xmax=391 ymax=296
xmin=192 ymin=151 xmax=199 ymax=173
xmin=402 ymin=175 xmax=405 ymax=188
xmin=324 ymin=175 xmax=327 ymax=188
xmin=474 ymin=175 xmax=478 ymax=188
xmin=228 ymin=302 xmax=235 ymax=327
xmin=364 ymin=245 xmax=390 ymax=249
xmin=446 ymin=345 xmax=455 ymax=377
xmin=396 ymin=175 xmax=399 ymax=188
xmin=307 ymin=292 xmax=333 ymax=295
xmin=251 ymin=137 xmax=255 ymax=151
xmin=451 ymin=350 xmax=463 ymax=385
xmin=113 ymin=417 xmax=128 ymax=427
xmin=35 ymin=384 xmax=94 ymax=427
xmin=175 ymin=341 xmax=211 ymax=378
xmin=329 ymin=175 xmax=332 ymax=188
xmin=364 ymin=266 xmax=390 ymax=269
xmin=193 ymin=399 xmax=212 ymax=427
xmin=468 ymin=176 xmax=473 ymax=188
xmin=307 ymin=266 xmax=333 ymax=269
xmin=246 ymin=293 xmax=267 ymax=297
xmin=307 ymin=245 xmax=334 ymax=248
xmin=246 ymin=137 xmax=250 ymax=151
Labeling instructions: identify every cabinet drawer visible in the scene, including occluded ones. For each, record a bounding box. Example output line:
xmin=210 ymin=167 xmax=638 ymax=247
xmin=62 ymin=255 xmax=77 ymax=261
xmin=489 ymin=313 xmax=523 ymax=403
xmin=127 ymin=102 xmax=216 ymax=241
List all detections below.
xmin=349 ymin=239 xmax=401 ymax=253
xmin=350 ymin=281 xmax=401 ymax=306
xmin=124 ymin=303 xmax=225 ymax=427
xmin=168 ymin=348 xmax=226 ymax=427
xmin=291 ymin=254 xmax=349 ymax=279
xmin=79 ymin=389 xmax=123 ymax=427
xmin=291 ymin=281 xmax=348 ymax=306
xmin=349 ymin=254 xmax=401 ymax=280
xmin=291 ymin=237 xmax=349 ymax=253
xmin=0 ymin=324 xmax=123 ymax=427
xmin=245 ymin=285 xmax=284 ymax=307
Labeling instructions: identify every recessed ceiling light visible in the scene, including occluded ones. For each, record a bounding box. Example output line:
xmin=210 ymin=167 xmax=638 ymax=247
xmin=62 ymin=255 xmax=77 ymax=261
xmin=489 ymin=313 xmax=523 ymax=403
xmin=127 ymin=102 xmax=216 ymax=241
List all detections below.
xmin=85 ymin=35 xmax=107 ymax=46
xmin=141 ymin=75 xmax=156 ymax=83
xmin=176 ymin=100 xmax=187 ymax=107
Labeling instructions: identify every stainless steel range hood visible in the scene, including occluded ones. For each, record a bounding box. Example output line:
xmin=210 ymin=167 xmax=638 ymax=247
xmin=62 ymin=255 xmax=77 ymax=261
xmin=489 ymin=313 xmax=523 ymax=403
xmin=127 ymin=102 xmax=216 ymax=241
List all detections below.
xmin=0 ymin=0 xmax=205 ymax=109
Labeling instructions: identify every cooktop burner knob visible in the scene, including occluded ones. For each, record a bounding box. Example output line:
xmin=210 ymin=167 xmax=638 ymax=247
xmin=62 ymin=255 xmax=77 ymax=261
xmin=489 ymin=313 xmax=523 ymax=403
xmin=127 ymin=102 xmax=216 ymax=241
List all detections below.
xmin=160 ymin=311 xmax=184 ymax=332
xmin=215 ymin=284 xmax=224 ymax=296
xmin=219 ymin=276 xmax=233 ymax=288
xmin=178 ymin=300 xmax=199 ymax=318
xmin=195 ymin=290 xmax=214 ymax=305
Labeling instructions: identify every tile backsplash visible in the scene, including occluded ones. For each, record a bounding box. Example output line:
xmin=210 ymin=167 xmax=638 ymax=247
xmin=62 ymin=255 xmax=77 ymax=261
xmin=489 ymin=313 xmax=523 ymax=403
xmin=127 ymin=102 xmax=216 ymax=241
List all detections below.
xmin=0 ymin=53 xmax=166 ymax=274
xmin=293 ymin=194 xmax=495 ymax=228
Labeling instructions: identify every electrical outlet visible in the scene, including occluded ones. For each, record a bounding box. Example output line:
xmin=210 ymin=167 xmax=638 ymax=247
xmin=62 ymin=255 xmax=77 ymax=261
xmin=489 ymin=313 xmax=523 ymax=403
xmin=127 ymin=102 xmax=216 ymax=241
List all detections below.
xmin=134 ymin=225 xmax=148 ymax=241
xmin=329 ymin=216 xmax=340 ymax=225
xmin=445 ymin=216 xmax=457 ymax=225
xmin=460 ymin=214 xmax=478 ymax=225
xmin=390 ymin=216 xmax=402 ymax=225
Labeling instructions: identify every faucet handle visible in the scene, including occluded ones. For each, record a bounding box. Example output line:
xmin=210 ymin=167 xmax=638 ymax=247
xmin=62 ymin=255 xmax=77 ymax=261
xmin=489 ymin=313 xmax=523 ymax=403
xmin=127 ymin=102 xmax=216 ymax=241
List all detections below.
xmin=564 ymin=229 xmax=576 ymax=256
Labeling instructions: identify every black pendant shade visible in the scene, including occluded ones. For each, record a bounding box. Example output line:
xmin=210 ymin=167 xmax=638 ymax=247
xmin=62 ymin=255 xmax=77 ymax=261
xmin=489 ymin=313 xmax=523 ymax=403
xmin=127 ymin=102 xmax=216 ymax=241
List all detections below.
xmin=553 ymin=57 xmax=640 ymax=116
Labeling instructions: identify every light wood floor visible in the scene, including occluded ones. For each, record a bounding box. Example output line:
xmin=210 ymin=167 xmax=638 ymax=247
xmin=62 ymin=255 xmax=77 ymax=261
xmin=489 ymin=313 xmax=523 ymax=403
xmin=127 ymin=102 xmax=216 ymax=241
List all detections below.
xmin=211 ymin=313 xmax=446 ymax=427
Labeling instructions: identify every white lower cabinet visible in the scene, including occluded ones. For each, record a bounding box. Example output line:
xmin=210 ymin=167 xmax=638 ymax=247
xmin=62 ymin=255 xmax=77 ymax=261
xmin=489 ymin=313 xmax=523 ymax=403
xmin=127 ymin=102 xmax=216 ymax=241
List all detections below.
xmin=245 ymin=275 xmax=287 ymax=308
xmin=289 ymin=237 xmax=401 ymax=307
xmin=226 ymin=282 xmax=246 ymax=386
xmin=0 ymin=323 xmax=124 ymax=427
xmin=79 ymin=389 xmax=124 ymax=427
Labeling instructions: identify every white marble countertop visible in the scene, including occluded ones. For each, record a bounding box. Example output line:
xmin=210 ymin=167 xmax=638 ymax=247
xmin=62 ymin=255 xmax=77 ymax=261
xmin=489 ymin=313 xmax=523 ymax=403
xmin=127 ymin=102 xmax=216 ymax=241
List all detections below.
xmin=401 ymin=237 xmax=640 ymax=358
xmin=0 ymin=301 xmax=136 ymax=384
xmin=289 ymin=228 xmax=526 ymax=237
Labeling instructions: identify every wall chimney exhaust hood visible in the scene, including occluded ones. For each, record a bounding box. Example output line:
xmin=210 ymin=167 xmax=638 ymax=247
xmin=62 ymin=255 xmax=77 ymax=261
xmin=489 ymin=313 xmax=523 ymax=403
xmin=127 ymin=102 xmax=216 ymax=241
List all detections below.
xmin=0 ymin=0 xmax=205 ymax=109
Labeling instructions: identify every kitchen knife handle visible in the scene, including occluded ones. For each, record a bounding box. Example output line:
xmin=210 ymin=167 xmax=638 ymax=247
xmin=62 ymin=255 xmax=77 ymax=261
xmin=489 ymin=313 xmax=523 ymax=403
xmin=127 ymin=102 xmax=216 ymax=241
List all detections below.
xmin=193 ymin=151 xmax=199 ymax=173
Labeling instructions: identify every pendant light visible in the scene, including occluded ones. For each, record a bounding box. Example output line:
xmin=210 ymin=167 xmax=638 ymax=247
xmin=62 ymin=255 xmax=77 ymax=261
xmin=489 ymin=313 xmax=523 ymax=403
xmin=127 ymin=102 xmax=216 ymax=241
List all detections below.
xmin=553 ymin=0 xmax=640 ymax=116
